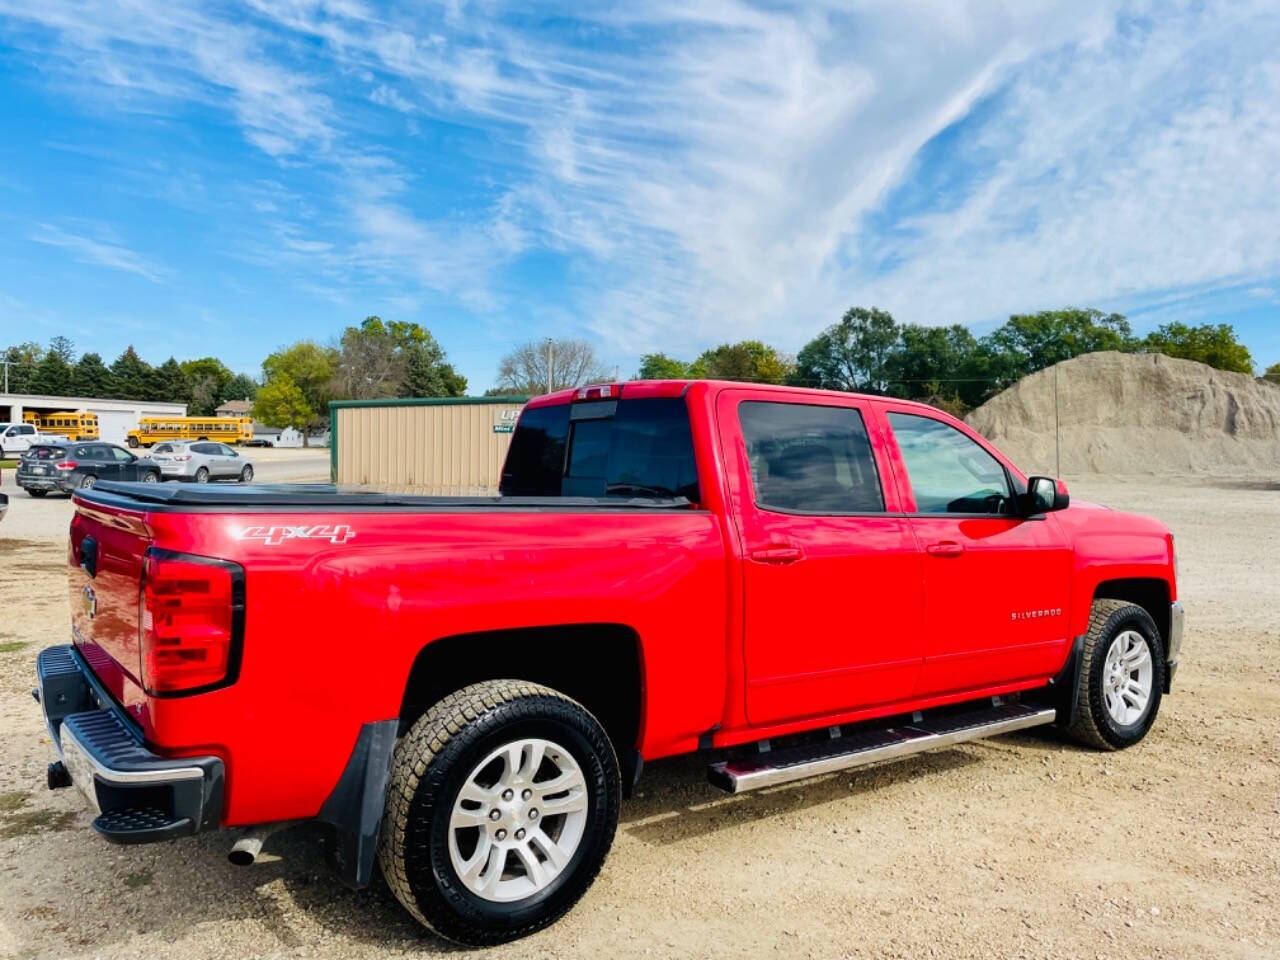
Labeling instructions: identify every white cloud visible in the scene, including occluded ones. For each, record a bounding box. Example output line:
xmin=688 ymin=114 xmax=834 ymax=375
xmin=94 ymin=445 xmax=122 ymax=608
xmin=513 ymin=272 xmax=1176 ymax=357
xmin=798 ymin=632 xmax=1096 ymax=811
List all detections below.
xmin=4 ymin=0 xmax=1279 ymax=363
xmin=1247 ymin=286 xmax=1275 ymax=299
xmin=30 ymin=223 xmax=167 ymax=282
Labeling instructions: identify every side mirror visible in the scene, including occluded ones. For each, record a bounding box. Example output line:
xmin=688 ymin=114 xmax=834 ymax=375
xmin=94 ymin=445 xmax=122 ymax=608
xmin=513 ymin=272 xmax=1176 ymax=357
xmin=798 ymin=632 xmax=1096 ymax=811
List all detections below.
xmin=1020 ymin=476 xmax=1070 ymax=515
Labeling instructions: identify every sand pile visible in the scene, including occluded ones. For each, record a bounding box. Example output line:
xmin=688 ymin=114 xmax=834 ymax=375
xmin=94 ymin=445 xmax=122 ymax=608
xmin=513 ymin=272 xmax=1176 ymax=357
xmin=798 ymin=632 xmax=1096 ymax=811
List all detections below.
xmin=965 ymin=351 xmax=1280 ymax=475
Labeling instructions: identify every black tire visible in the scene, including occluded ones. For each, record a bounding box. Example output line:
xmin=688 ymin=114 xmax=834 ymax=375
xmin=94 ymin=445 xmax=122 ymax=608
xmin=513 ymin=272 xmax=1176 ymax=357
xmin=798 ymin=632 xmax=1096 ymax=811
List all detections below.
xmin=379 ymin=680 xmax=620 ymax=946
xmin=194 ymin=467 xmax=209 ymax=484
xmin=239 ymin=465 xmax=253 ymax=483
xmin=1067 ymin=600 xmax=1166 ymax=750
xmin=27 ymin=488 xmax=47 ymax=498
xmin=141 ymin=470 xmax=159 ymax=483
xmin=127 ymin=436 xmax=139 ymax=448
xmin=79 ymin=474 xmax=97 ymax=489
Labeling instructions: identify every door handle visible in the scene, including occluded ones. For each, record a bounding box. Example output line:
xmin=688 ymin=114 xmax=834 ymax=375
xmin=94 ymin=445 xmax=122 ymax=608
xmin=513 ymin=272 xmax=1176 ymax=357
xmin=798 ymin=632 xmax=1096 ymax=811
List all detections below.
xmin=925 ymin=541 xmax=964 ymax=557
xmin=749 ymin=544 xmax=805 ymax=564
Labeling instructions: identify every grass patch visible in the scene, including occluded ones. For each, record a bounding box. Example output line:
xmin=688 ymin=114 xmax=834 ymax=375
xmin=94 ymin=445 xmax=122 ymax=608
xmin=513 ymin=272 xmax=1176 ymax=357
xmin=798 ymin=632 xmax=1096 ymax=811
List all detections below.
xmin=0 ymin=808 xmax=79 ymax=839
xmin=0 ymin=460 xmax=16 ymax=470
xmin=0 ymin=539 xmax=51 ymax=555
xmin=123 ymin=868 xmax=154 ymax=889
xmin=0 ymin=641 xmax=29 ymax=653
xmin=0 ymin=790 xmax=79 ymax=839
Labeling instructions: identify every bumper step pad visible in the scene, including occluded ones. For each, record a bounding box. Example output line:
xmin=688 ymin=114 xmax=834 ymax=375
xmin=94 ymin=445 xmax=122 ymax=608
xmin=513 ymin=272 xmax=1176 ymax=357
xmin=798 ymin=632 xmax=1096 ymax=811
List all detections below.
xmin=707 ymin=701 xmax=1056 ymax=793
xmin=93 ymin=807 xmax=194 ymax=843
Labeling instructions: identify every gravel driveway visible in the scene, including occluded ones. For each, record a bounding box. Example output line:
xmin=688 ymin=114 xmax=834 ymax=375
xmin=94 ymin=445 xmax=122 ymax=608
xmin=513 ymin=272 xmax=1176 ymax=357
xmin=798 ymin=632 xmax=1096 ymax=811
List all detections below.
xmin=0 ymin=475 xmax=1275 ymax=959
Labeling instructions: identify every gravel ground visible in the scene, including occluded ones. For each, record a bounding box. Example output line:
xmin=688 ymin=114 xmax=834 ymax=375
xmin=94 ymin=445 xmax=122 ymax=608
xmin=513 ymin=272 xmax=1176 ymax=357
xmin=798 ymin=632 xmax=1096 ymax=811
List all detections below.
xmin=0 ymin=475 xmax=1276 ymax=959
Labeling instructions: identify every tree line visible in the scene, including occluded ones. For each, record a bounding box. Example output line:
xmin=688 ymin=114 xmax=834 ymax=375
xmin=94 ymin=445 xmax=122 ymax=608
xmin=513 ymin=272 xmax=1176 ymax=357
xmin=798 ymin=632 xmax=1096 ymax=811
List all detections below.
xmin=2 ymin=336 xmax=259 ymax=415
xmin=6 ymin=309 xmax=1273 ymax=437
xmin=638 ymin=308 xmax=1269 ymax=414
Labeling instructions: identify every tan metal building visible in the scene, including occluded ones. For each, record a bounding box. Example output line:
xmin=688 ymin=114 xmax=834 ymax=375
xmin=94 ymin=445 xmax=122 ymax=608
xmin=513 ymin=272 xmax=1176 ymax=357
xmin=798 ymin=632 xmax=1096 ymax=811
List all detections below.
xmin=329 ymin=395 xmax=528 ymax=494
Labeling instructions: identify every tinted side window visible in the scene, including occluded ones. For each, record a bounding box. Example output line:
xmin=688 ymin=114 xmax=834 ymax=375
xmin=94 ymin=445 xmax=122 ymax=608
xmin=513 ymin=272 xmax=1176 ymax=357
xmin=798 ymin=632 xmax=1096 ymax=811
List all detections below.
xmin=499 ymin=405 xmax=571 ymax=496
xmin=887 ymin=413 xmax=1012 ymax=514
xmin=110 ymin=446 xmax=134 ymax=462
xmin=739 ymin=402 xmax=884 ymax=513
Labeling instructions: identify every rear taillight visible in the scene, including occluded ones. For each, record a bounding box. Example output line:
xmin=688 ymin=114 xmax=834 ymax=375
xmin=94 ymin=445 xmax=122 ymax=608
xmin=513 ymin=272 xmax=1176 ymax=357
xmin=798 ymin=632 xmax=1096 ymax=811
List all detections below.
xmin=172 ymin=454 xmax=191 ymax=462
xmin=55 ymin=461 xmax=78 ymax=470
xmin=139 ymin=551 xmax=243 ymax=695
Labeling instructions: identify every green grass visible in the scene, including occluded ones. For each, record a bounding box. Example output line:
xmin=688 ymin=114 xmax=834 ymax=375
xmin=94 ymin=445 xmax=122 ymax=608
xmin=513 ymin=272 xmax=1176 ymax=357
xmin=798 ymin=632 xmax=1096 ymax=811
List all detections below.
xmin=0 ymin=460 xmax=16 ymax=470
xmin=0 ymin=641 xmax=30 ymax=654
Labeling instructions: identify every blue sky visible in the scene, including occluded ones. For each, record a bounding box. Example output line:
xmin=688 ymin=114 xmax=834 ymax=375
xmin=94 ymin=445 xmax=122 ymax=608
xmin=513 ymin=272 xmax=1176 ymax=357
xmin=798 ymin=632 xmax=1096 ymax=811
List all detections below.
xmin=0 ymin=1 xmax=1278 ymax=392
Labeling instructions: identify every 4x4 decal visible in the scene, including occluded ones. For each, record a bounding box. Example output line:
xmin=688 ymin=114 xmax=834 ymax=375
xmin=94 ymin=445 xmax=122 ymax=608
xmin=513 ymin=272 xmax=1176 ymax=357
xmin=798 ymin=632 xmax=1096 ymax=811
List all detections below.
xmin=233 ymin=524 xmax=356 ymax=546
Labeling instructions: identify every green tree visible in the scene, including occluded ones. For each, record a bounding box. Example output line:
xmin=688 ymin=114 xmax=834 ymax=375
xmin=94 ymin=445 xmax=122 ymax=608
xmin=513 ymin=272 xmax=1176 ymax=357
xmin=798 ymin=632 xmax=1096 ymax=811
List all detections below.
xmin=181 ymin=357 xmax=234 ymax=415
xmin=48 ymin=335 xmax=76 ymax=364
xmin=886 ymin=324 xmax=983 ymax=409
xmin=636 ymin=353 xmax=691 ymax=379
xmin=694 ymin=340 xmax=793 ymax=384
xmin=792 ymin=306 xmax=899 ymax=392
xmin=1141 ymin=322 xmax=1254 ymax=373
xmin=2 ymin=342 xmax=44 ymax=393
xmin=151 ymin=357 xmax=191 ymax=405
xmin=1264 ymin=362 xmax=1280 ymax=385
xmin=386 ymin=319 xmax=466 ymax=397
xmin=29 ymin=349 xmax=73 ymax=396
xmin=251 ymin=374 xmax=313 ymax=437
xmin=71 ymin=352 xmax=114 ymax=397
xmin=262 ymin=340 xmax=338 ymax=441
xmin=981 ymin=308 xmax=1135 ymax=390
xmin=109 ymin=347 xmax=153 ymax=399
xmin=224 ymin=372 xmax=259 ymax=403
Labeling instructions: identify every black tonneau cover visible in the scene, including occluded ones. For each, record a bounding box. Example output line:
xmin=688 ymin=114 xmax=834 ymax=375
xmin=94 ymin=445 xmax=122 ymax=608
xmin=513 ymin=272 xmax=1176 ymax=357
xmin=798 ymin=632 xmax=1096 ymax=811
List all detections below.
xmin=77 ymin=481 xmax=693 ymax=513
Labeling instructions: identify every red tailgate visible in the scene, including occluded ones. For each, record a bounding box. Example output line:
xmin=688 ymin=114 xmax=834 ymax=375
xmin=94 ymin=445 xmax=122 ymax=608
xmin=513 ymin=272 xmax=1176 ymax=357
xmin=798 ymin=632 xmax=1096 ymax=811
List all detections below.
xmin=68 ymin=497 xmax=153 ymax=719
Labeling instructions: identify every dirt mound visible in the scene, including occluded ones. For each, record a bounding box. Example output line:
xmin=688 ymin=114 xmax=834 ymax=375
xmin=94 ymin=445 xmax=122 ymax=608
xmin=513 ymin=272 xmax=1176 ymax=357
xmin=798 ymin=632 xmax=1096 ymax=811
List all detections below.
xmin=966 ymin=351 xmax=1280 ymax=475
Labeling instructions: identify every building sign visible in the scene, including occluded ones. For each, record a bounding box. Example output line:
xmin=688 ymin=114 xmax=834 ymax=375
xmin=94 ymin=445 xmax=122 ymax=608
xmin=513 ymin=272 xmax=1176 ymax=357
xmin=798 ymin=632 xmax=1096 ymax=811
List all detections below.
xmin=493 ymin=408 xmax=520 ymax=434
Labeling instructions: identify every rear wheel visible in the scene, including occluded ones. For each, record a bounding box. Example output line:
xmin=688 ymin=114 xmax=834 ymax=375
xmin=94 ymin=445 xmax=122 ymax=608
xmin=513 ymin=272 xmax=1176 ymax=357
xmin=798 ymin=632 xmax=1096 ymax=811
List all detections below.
xmin=379 ymin=680 xmax=620 ymax=945
xmin=79 ymin=474 xmax=97 ymax=489
xmin=141 ymin=470 xmax=159 ymax=483
xmin=239 ymin=465 xmax=253 ymax=483
xmin=194 ymin=467 xmax=209 ymax=484
xmin=1067 ymin=599 xmax=1165 ymax=750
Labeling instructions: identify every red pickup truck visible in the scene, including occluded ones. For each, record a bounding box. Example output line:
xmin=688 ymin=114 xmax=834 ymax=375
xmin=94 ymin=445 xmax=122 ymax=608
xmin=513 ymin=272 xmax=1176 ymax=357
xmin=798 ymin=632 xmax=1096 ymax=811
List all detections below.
xmin=36 ymin=380 xmax=1183 ymax=944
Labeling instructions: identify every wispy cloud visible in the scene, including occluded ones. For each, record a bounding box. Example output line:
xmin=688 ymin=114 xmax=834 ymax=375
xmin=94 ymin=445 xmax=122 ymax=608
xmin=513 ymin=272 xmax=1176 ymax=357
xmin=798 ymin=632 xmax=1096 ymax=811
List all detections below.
xmin=29 ymin=223 xmax=167 ymax=282
xmin=2 ymin=0 xmax=1278 ymax=365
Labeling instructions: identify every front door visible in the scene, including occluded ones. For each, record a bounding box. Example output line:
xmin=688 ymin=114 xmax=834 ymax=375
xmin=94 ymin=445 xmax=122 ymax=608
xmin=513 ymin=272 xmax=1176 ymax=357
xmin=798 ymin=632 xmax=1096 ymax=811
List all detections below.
xmin=879 ymin=406 xmax=1072 ymax=696
xmin=718 ymin=391 xmax=925 ymax=727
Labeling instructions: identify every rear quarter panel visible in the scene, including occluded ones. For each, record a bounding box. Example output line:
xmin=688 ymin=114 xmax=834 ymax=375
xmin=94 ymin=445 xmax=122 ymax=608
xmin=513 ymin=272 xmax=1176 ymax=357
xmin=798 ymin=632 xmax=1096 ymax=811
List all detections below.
xmin=140 ymin=507 xmax=727 ymax=826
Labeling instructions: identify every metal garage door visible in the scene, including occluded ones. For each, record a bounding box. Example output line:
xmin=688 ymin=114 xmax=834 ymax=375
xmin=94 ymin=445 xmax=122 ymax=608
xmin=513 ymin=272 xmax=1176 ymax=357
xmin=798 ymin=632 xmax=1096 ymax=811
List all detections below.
xmin=93 ymin=410 xmax=135 ymax=445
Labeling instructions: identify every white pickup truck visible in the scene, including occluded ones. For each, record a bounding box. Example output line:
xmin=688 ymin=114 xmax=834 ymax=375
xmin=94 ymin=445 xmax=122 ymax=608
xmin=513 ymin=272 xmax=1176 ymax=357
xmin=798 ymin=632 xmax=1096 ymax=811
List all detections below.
xmin=0 ymin=422 xmax=50 ymax=459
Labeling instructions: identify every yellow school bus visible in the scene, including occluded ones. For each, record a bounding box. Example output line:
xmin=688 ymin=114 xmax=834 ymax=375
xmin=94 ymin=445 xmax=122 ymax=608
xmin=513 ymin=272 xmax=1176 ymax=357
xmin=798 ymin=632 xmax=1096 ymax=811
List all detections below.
xmin=23 ymin=410 xmax=100 ymax=441
xmin=126 ymin=416 xmax=254 ymax=448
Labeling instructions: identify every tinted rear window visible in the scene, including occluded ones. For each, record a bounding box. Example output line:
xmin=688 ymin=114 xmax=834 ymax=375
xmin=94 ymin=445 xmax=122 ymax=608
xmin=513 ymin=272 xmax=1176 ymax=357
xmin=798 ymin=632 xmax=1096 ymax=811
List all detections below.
xmin=26 ymin=446 xmax=66 ymax=460
xmin=500 ymin=397 xmax=699 ymax=501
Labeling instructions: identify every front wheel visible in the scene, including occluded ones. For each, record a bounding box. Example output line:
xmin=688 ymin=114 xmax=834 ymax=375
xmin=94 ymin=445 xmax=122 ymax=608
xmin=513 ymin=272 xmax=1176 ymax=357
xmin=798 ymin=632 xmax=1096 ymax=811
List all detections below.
xmin=379 ymin=680 xmax=620 ymax=945
xmin=1067 ymin=599 xmax=1166 ymax=750
xmin=126 ymin=437 xmax=139 ymax=448
xmin=239 ymin=465 xmax=253 ymax=483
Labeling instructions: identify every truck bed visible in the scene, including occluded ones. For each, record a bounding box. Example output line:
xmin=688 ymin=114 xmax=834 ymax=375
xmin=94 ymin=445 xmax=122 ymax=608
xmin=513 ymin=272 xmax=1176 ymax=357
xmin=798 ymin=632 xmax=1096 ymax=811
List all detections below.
xmin=79 ymin=481 xmax=694 ymax=511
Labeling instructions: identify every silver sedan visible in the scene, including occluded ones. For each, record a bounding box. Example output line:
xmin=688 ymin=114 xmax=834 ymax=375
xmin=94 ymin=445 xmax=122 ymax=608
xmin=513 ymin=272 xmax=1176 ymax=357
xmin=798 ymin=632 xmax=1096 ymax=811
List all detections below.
xmin=148 ymin=441 xmax=255 ymax=483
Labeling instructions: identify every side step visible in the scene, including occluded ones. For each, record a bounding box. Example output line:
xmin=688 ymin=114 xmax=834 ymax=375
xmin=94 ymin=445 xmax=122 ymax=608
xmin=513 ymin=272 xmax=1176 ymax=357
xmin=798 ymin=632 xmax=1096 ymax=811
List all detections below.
xmin=707 ymin=702 xmax=1056 ymax=793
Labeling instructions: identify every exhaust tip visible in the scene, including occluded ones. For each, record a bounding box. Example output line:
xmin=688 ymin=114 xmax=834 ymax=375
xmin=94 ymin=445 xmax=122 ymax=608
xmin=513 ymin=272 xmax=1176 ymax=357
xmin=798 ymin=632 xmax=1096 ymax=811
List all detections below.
xmin=227 ymin=847 xmax=256 ymax=867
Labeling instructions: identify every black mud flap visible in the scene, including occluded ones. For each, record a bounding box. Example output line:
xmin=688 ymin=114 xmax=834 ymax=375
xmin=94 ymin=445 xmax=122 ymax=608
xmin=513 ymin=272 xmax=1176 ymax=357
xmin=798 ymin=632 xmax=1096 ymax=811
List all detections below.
xmin=316 ymin=719 xmax=399 ymax=889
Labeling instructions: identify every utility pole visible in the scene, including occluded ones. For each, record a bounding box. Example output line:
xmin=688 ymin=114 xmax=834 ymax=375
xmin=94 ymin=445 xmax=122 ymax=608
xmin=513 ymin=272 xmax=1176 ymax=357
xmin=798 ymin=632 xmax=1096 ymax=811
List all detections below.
xmin=1 ymin=359 xmax=10 ymax=394
xmin=545 ymin=338 xmax=554 ymax=393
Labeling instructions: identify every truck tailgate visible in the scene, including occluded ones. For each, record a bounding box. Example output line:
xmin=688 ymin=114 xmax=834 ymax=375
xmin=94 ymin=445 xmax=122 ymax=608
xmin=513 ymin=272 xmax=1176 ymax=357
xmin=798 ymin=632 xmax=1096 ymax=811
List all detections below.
xmin=68 ymin=497 xmax=152 ymax=713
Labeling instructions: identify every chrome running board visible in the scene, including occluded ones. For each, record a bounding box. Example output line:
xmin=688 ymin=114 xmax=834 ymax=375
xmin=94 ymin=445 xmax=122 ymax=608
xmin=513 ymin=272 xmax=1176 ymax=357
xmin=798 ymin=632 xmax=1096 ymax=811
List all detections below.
xmin=707 ymin=702 xmax=1056 ymax=793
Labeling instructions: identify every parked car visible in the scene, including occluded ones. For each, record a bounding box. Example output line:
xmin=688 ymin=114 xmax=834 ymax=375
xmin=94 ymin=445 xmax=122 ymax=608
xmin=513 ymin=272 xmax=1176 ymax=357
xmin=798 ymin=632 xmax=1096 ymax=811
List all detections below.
xmin=16 ymin=441 xmax=160 ymax=496
xmin=36 ymin=380 xmax=1182 ymax=945
xmin=242 ymin=438 xmax=274 ymax=448
xmin=0 ymin=421 xmax=49 ymax=458
xmin=147 ymin=440 xmax=255 ymax=483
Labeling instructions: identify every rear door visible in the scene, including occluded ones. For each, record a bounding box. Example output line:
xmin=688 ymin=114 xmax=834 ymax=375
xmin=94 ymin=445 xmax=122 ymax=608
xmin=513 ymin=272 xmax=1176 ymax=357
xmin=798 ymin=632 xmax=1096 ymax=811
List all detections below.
xmin=879 ymin=405 xmax=1072 ymax=696
xmin=717 ymin=390 xmax=924 ymax=727
xmin=109 ymin=444 xmax=140 ymax=479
